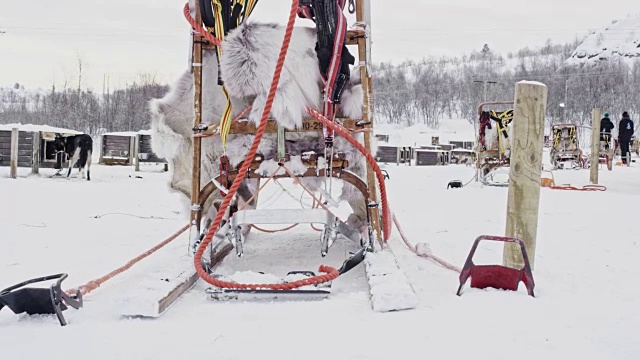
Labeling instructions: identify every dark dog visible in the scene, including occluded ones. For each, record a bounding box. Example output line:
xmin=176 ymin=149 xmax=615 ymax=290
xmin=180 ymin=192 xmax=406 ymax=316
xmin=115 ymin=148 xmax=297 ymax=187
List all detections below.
xmin=447 ymin=180 xmax=463 ymax=189
xmin=54 ymin=134 xmax=93 ymax=181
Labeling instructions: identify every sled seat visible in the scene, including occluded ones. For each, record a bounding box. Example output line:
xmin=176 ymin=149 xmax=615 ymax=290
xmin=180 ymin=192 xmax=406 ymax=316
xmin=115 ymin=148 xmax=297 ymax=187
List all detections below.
xmin=0 ymin=273 xmax=83 ymax=326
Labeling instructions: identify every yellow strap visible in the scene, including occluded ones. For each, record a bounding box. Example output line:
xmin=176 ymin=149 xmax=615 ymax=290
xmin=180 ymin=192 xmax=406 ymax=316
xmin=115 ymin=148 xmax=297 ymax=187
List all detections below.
xmin=211 ymin=0 xmax=233 ymax=148
xmin=209 ymin=0 xmax=257 ymax=148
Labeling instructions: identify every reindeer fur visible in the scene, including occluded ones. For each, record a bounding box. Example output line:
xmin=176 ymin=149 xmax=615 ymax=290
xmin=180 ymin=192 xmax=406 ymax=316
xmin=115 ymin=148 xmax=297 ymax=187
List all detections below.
xmin=149 ymin=22 xmax=373 ymax=234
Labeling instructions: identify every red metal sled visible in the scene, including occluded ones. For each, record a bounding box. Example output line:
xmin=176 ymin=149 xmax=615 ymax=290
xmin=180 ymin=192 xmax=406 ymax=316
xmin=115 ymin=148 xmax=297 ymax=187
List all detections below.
xmin=456 ymin=235 xmax=535 ymax=297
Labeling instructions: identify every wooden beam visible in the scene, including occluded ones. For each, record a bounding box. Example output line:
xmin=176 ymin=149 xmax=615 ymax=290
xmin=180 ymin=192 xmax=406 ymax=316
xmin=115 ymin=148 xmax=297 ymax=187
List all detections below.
xmin=202 ymin=30 xmax=364 ymax=49
xmin=31 ymin=131 xmax=40 ymax=174
xmin=10 ymin=128 xmax=18 ymax=178
xmin=128 ymin=135 xmax=135 ymax=166
xmin=355 ymin=0 xmax=382 ymax=245
xmin=190 ymin=1 xmax=205 ymax=249
xmin=134 ymin=133 xmax=141 ymax=172
xmin=503 ymin=81 xmax=548 ymax=271
xmin=196 ymin=118 xmax=365 ymax=137
xmin=590 ymin=108 xmax=601 ymax=184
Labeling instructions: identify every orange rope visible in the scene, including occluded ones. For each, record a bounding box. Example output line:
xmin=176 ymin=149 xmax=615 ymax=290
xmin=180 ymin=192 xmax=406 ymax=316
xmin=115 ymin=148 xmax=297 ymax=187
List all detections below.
xmin=193 ymin=0 xmax=341 ymax=290
xmin=66 ymin=224 xmax=190 ymax=296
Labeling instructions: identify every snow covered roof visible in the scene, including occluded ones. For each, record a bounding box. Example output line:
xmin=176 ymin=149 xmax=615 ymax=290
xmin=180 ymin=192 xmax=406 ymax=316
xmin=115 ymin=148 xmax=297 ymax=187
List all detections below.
xmin=376 ymin=120 xmax=477 ymax=147
xmin=102 ymin=129 xmax=152 ymax=137
xmin=565 ymin=14 xmax=640 ymax=67
xmin=0 ymin=123 xmax=82 ymax=135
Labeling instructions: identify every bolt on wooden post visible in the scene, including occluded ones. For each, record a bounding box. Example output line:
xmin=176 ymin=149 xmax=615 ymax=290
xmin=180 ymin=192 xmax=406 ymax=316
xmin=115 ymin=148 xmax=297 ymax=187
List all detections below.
xmin=590 ymin=108 xmax=601 ymax=184
xmin=503 ymin=81 xmax=548 ymax=271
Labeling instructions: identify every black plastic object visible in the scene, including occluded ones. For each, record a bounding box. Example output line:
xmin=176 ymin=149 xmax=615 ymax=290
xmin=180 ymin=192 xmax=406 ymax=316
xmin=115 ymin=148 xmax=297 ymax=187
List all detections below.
xmin=0 ymin=273 xmax=83 ymax=326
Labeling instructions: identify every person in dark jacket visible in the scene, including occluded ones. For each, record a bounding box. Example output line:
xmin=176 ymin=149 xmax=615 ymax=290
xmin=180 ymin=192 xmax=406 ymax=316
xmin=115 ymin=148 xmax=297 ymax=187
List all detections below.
xmin=600 ymin=112 xmax=615 ymax=149
xmin=618 ymin=111 xmax=634 ymax=164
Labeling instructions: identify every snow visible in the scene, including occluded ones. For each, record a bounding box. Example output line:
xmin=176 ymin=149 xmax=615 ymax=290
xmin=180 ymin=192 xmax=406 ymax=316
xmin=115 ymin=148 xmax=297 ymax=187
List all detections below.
xmin=0 ymin=123 xmax=82 ymax=135
xmin=517 ymin=80 xmax=547 ymax=87
xmin=102 ymin=130 xmax=153 ymax=137
xmin=2 ymin=126 xmax=640 ymax=359
xmin=565 ymin=13 xmax=640 ymax=67
xmin=376 ymin=120 xmax=476 ymax=147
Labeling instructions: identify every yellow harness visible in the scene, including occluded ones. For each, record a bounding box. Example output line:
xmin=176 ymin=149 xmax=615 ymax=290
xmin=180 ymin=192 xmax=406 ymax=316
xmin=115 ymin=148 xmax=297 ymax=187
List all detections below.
xmin=490 ymin=110 xmax=513 ymax=154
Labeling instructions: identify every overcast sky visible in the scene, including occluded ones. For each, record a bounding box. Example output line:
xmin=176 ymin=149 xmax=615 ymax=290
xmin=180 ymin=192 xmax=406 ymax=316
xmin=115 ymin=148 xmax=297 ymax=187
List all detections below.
xmin=0 ymin=1 xmax=637 ymax=91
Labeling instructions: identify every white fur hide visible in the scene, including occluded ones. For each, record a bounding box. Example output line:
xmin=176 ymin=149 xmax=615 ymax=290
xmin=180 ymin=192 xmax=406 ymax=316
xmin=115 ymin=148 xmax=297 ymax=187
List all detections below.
xmin=149 ymin=22 xmax=376 ymax=233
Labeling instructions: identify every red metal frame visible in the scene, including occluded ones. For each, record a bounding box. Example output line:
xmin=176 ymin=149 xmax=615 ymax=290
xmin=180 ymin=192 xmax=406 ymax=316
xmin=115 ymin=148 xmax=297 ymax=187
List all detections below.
xmin=456 ymin=235 xmax=535 ymax=297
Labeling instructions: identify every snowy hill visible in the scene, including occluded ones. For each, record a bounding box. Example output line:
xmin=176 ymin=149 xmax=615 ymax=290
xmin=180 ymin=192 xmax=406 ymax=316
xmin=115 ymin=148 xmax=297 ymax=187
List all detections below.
xmin=564 ymin=14 xmax=640 ymax=67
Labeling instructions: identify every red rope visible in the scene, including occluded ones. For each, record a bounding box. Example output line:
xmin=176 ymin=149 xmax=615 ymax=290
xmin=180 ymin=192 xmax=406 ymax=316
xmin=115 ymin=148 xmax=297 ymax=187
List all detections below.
xmin=192 ymin=0 xmax=341 ymax=290
xmin=549 ymin=184 xmax=607 ymax=191
xmin=306 ymin=107 xmax=392 ymax=241
xmin=183 ymin=3 xmax=221 ymax=47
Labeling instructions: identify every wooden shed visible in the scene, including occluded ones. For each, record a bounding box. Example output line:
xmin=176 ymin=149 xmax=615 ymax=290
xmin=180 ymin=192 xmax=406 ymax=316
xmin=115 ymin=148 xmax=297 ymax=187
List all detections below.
xmin=375 ymin=145 xmax=413 ymax=165
xmin=99 ymin=132 xmax=136 ymax=165
xmin=415 ymin=149 xmax=447 ymax=166
xmin=0 ymin=124 xmax=82 ymax=177
xmin=374 ymin=134 xmax=390 ymax=143
xmin=99 ymin=130 xmax=166 ymax=171
xmin=450 ymin=140 xmax=475 ymax=150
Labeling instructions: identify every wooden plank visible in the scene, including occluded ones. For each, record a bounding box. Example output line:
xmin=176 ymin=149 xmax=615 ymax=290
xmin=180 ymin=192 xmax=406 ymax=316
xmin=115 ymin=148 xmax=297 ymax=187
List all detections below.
xmin=0 ymin=143 xmax=33 ymax=150
xmin=104 ymin=137 xmax=133 ymax=144
xmin=190 ymin=0 xmax=205 ymax=247
xmin=198 ymin=118 xmax=363 ymax=137
xmin=364 ymin=247 xmax=418 ymax=312
xmin=503 ymin=81 xmax=547 ymax=271
xmin=118 ymin=242 xmax=233 ymax=318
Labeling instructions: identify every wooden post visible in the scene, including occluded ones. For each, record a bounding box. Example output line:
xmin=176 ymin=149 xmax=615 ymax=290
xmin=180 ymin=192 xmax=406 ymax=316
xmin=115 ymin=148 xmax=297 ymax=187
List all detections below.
xmin=355 ymin=0 xmax=383 ymax=245
xmin=10 ymin=128 xmax=18 ymax=178
xmin=31 ymin=131 xmax=40 ymax=174
xmin=503 ymin=81 xmax=548 ymax=271
xmin=189 ymin=1 xmax=205 ymax=252
xmin=128 ymin=135 xmax=135 ymax=166
xmin=99 ymin=135 xmax=105 ymax=165
xmin=590 ymin=108 xmax=601 ymax=184
xmin=134 ymin=133 xmax=141 ymax=172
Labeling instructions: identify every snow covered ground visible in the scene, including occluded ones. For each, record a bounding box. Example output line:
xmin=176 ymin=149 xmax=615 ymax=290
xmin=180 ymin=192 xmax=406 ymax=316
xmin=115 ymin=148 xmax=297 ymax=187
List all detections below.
xmin=1 ymin=148 xmax=639 ymax=359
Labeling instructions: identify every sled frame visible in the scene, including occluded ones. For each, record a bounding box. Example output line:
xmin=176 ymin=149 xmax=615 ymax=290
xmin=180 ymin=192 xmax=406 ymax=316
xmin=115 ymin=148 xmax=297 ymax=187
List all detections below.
xmin=189 ymin=0 xmax=381 ymax=250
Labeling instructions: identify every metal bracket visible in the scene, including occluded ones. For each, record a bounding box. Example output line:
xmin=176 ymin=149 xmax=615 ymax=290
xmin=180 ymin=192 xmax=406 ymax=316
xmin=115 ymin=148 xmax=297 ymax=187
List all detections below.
xmin=277 ymin=124 xmax=286 ymax=162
